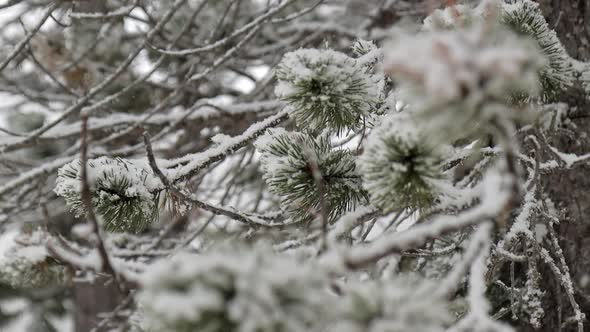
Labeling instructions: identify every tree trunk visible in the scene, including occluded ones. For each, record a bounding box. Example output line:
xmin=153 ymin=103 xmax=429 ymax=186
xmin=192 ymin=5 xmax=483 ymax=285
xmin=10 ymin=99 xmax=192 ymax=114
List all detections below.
xmin=74 ymin=276 xmax=124 ymax=332
xmin=534 ymin=0 xmax=590 ymax=331
xmin=68 ymin=1 xmax=124 ymax=330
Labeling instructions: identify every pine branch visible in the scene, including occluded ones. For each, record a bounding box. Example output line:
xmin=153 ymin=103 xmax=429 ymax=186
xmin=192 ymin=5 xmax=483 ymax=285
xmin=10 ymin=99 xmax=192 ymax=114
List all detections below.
xmin=79 ymin=115 xmax=127 ymax=295
xmin=143 ymin=131 xmax=281 ymax=228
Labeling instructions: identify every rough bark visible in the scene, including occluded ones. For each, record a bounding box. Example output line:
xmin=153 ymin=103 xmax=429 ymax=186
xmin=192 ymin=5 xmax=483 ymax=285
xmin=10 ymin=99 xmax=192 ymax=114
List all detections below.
xmin=534 ymin=0 xmax=590 ymax=331
xmin=73 ymin=276 xmax=124 ymax=332
xmin=67 ymin=2 xmax=125 ymax=330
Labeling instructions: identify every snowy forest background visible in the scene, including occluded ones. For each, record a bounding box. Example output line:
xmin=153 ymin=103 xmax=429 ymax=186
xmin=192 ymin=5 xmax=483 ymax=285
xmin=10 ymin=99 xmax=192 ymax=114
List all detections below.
xmin=0 ymin=0 xmax=589 ymax=331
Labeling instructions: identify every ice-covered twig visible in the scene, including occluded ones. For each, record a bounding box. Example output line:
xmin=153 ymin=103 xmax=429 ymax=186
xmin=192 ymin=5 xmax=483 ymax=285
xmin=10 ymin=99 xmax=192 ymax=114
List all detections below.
xmin=151 ymin=0 xmax=294 ymax=56
xmin=447 ymin=227 xmax=514 ymax=332
xmin=165 ymin=109 xmax=289 ymax=183
xmin=69 ymin=1 xmax=138 ymax=20
xmin=435 ymin=222 xmax=492 ymax=298
xmin=346 ymin=168 xmax=513 ymax=269
xmin=0 ymin=0 xmax=186 ymax=154
xmin=0 ymin=3 xmax=59 ymax=72
xmin=143 ymin=131 xmax=282 ymax=228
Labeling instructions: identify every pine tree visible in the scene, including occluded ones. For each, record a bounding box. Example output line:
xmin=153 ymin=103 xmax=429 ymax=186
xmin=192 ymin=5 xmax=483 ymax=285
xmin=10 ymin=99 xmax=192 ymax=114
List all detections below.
xmin=0 ymin=1 xmax=589 ymax=331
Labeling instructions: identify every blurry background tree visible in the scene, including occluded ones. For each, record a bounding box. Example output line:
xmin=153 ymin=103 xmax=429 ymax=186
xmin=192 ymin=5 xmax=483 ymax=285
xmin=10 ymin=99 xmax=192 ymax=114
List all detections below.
xmin=0 ymin=0 xmax=589 ymax=332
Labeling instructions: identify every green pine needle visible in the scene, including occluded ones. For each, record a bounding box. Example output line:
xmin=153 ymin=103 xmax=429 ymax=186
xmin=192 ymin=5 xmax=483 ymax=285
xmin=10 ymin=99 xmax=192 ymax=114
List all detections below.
xmin=359 ymin=113 xmax=447 ymax=213
xmin=55 ymin=157 xmax=159 ymax=233
xmin=255 ymin=129 xmax=367 ymax=223
xmin=502 ymin=0 xmax=575 ymax=101
xmin=275 ymin=49 xmax=383 ymax=134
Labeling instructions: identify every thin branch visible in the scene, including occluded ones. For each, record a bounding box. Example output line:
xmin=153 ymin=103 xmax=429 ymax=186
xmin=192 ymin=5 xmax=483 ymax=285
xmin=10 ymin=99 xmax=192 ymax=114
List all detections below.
xmin=79 ymin=115 xmax=127 ymax=294
xmin=0 ymin=2 xmax=59 ymax=72
xmin=303 ymin=143 xmax=329 ymax=252
xmin=151 ymin=0 xmax=294 ymax=56
xmin=143 ymin=130 xmax=281 ymax=228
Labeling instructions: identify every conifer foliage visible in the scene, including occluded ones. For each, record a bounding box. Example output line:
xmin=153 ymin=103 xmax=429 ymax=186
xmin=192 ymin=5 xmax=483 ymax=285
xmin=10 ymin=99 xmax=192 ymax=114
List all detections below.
xmin=255 ymin=129 xmax=367 ymax=222
xmin=55 ymin=157 xmax=159 ymax=233
xmin=275 ymin=48 xmax=384 ymax=134
xmin=138 ymin=248 xmax=331 ymax=332
xmin=359 ymin=113 xmax=447 ymax=213
xmin=0 ymin=230 xmax=67 ymax=290
xmin=501 ymin=0 xmax=576 ymax=101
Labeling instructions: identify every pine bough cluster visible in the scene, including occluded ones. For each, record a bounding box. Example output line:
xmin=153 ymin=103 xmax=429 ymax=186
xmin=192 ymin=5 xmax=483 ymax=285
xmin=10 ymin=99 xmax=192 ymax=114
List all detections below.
xmin=3 ymin=0 xmax=589 ymax=331
xmin=0 ymin=230 xmax=67 ymax=290
xmin=254 ymin=128 xmax=367 ymax=222
xmin=55 ymin=157 xmax=160 ymax=233
xmin=138 ymin=247 xmax=452 ymax=332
